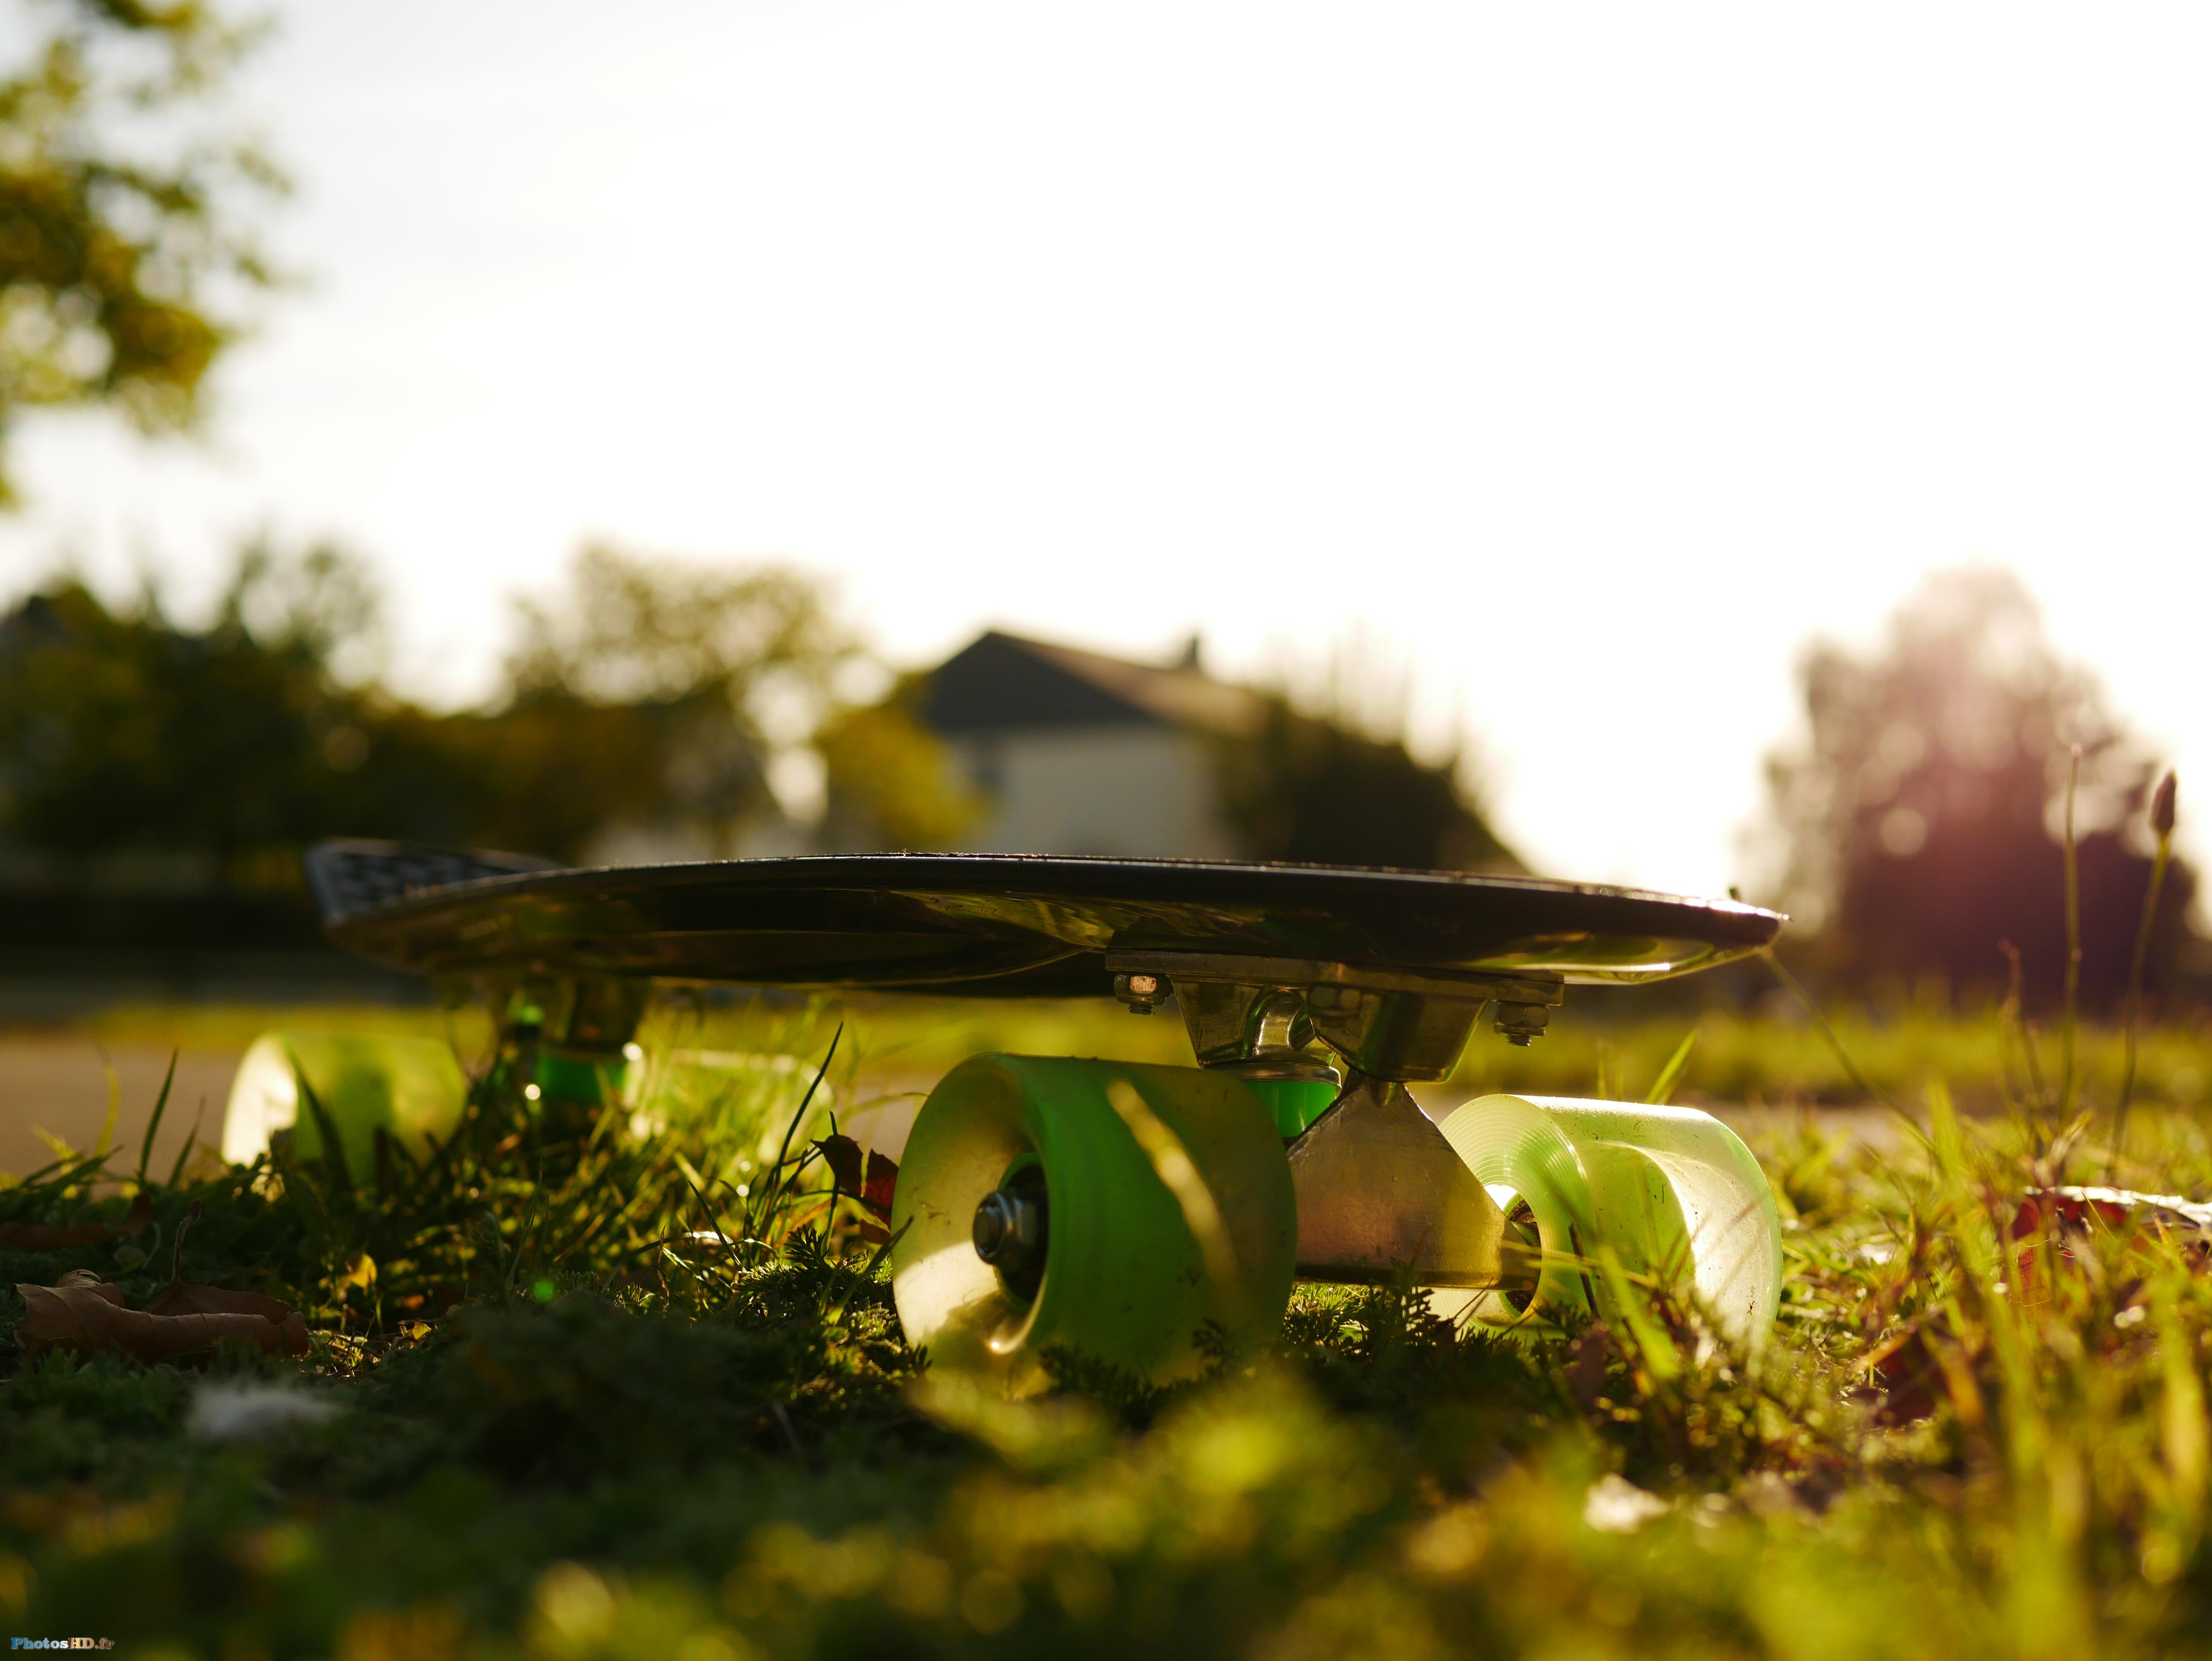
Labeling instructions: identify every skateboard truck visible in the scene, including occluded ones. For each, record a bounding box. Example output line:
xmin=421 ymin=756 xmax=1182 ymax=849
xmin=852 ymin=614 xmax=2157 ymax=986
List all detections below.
xmin=1104 ymin=950 xmax=1566 ymax=1081
xmin=1105 ymin=949 xmax=1566 ymax=1288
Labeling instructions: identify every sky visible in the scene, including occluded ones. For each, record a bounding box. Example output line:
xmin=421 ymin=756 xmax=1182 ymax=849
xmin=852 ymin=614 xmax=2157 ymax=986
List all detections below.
xmin=3 ymin=2 xmax=2210 ymax=900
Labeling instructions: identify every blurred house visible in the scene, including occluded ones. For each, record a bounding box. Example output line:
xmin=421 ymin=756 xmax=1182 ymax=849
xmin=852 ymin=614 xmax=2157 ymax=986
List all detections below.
xmin=919 ymin=631 xmax=1259 ymax=859
xmin=910 ymin=630 xmax=1523 ymax=874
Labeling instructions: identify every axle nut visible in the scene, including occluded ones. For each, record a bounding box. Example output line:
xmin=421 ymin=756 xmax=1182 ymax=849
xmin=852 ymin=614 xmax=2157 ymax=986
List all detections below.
xmin=971 ymin=1168 xmax=1050 ymax=1301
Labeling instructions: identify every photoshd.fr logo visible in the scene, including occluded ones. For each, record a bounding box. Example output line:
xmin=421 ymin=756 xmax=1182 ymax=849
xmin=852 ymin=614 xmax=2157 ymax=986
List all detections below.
xmin=11 ymin=1642 xmax=113 ymax=1650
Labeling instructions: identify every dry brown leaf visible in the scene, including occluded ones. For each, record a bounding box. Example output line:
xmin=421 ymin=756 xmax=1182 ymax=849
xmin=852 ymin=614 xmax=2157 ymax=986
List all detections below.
xmin=17 ymin=1275 xmax=309 ymax=1364
xmin=0 ymin=1192 xmax=153 ymax=1250
xmin=814 ymin=1133 xmax=865 ymax=1195
xmin=148 ymin=1281 xmax=299 ymax=1324
xmin=0 ymin=1223 xmax=109 ymax=1249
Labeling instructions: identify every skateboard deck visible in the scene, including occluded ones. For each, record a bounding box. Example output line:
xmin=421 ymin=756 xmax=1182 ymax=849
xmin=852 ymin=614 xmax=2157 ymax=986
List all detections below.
xmin=309 ymin=842 xmax=1782 ymax=997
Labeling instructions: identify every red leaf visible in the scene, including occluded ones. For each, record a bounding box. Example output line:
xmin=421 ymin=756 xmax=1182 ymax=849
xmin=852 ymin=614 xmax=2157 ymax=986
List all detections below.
xmin=2009 ymin=1185 xmax=2212 ymax=1302
xmin=860 ymin=1150 xmax=899 ymax=1221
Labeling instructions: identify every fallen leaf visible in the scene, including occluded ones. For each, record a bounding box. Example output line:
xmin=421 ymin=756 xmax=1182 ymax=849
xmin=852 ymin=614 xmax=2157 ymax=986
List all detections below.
xmin=148 ymin=1281 xmax=301 ymax=1324
xmin=0 ymin=1192 xmax=152 ymax=1251
xmin=18 ymin=1274 xmax=309 ymax=1364
xmin=1564 ymin=1321 xmax=1616 ymax=1412
xmin=0 ymin=1222 xmax=112 ymax=1249
xmin=2009 ymin=1186 xmax=2212 ymax=1303
xmin=1863 ymin=1320 xmax=1946 ymax=1425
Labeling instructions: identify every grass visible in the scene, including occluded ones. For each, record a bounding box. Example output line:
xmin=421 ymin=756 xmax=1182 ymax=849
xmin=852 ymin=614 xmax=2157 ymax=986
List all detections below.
xmin=52 ymin=983 xmax=2212 ymax=1118
xmin=9 ymin=986 xmax=2212 ymax=1657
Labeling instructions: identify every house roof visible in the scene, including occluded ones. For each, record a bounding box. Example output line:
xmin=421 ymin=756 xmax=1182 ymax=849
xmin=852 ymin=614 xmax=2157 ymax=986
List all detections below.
xmin=922 ymin=630 xmax=1266 ymax=738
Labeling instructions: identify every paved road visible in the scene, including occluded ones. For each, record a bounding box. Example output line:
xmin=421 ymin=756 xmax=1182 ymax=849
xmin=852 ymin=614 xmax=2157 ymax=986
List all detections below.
xmin=0 ymin=1035 xmax=1894 ymax=1185
xmin=0 ymin=1039 xmax=239 ymax=1180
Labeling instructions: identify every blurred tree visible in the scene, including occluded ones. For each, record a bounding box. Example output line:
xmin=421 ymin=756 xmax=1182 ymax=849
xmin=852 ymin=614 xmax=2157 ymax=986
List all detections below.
xmin=0 ymin=541 xmax=983 ymax=957
xmin=0 ymin=0 xmax=279 ymax=499
xmin=816 ymin=673 xmax=981 ymax=851
xmin=1758 ymin=566 xmax=2195 ymax=1007
xmin=0 ymin=544 xmax=902 ymax=871
xmin=0 ymin=542 xmax=388 ymax=874
xmin=506 ymin=544 xmax=855 ymax=713
xmin=1216 ymin=693 xmax=1519 ymax=872
xmin=495 ymin=544 xmax=865 ymax=860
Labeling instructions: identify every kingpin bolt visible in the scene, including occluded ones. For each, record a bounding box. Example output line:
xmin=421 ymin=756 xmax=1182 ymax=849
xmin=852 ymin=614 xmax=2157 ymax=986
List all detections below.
xmin=1494 ymin=1002 xmax=1551 ymax=1046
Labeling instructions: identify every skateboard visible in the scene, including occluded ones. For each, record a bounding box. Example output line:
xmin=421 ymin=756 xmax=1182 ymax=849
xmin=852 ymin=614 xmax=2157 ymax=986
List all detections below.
xmin=227 ymin=841 xmax=1786 ymax=1389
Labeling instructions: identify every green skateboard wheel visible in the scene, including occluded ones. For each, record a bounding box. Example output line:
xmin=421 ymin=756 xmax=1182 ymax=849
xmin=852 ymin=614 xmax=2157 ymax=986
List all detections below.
xmin=889 ymin=1056 xmax=1296 ymax=1393
xmin=222 ymin=1032 xmax=470 ymax=1174
xmin=1430 ymin=1094 xmax=1781 ymax=1345
xmin=1245 ymin=1077 xmax=1341 ymax=1139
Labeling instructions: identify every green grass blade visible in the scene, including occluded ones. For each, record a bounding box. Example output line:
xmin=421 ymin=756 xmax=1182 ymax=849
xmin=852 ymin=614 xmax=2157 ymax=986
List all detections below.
xmin=92 ymin=1042 xmax=120 ymax=1161
xmin=1760 ymin=946 xmax=1902 ymax=1115
xmin=165 ymin=1100 xmax=207 ymax=1188
xmin=136 ymin=1050 xmax=178 ymax=1188
xmin=2059 ymin=743 xmax=2082 ymax=1121
xmin=1644 ymin=1028 xmax=1698 ymax=1106
xmin=2112 ymin=791 xmax=2176 ymax=1176
xmin=290 ymin=1051 xmax=356 ymax=1201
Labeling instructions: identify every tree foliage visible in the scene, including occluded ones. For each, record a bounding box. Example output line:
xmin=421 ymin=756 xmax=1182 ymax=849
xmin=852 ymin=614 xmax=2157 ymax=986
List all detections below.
xmin=0 ymin=543 xmax=385 ymax=874
xmin=498 ymin=544 xmax=866 ymax=860
xmin=0 ymin=0 xmax=278 ymax=498
xmin=815 ymin=673 xmax=981 ymax=852
xmin=0 ymin=545 xmax=875 ymax=922
xmin=1760 ymin=566 xmax=2195 ymax=1006
xmin=1217 ymin=694 xmax=1518 ymax=873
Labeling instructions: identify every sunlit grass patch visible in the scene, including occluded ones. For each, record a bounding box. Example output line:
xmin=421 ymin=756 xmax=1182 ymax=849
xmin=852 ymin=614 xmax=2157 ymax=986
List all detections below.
xmin=6 ymin=996 xmax=2212 ymax=1655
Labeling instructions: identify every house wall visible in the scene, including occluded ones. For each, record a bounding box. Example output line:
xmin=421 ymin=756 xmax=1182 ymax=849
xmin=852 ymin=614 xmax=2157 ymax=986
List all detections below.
xmin=945 ymin=725 xmax=1241 ymax=859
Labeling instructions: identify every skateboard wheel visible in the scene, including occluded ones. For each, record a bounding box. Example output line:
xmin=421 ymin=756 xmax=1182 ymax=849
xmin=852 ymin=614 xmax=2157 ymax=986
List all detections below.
xmin=1245 ymin=1077 xmax=1342 ymax=1139
xmin=889 ymin=1055 xmax=1296 ymax=1393
xmin=222 ymin=1032 xmax=469 ymax=1174
xmin=1430 ymin=1094 xmax=1781 ymax=1345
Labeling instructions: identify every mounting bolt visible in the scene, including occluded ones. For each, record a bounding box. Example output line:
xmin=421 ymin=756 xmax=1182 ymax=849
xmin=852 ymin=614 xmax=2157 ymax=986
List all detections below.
xmin=1494 ymin=1002 xmax=1551 ymax=1046
xmin=1115 ymin=972 xmax=1169 ymax=1014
